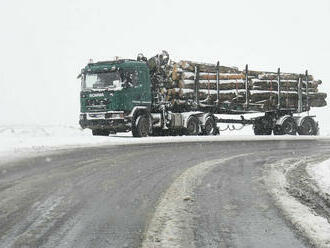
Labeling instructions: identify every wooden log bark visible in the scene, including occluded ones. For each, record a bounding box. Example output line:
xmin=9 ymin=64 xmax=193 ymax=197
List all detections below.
xmin=249 ymin=91 xmax=326 ymax=107
xmin=179 ymin=72 xmax=245 ymax=80
xmin=254 ymin=72 xmax=314 ymax=81
xmin=252 ymin=85 xmax=318 ymax=93
xmin=166 ymin=88 xmax=246 ymax=102
xmin=152 ymin=56 xmax=327 ymax=110
xmin=177 ymin=61 xmax=240 ymax=73
xmin=178 ymin=80 xmax=246 ymax=90
xmin=165 ymin=88 xmax=326 ymax=107
xmin=251 ymin=79 xmax=319 ymax=89
xmin=175 ymin=80 xmax=319 ymax=92
xmin=181 ymin=82 xmax=246 ymax=91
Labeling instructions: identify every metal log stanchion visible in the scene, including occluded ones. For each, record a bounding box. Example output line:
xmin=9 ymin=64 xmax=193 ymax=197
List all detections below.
xmin=245 ymin=64 xmax=249 ymax=109
xmin=305 ymin=70 xmax=309 ymax=114
xmin=216 ymin=61 xmax=220 ymax=108
xmin=298 ymin=77 xmax=303 ymax=113
xmin=277 ymin=68 xmax=281 ymax=109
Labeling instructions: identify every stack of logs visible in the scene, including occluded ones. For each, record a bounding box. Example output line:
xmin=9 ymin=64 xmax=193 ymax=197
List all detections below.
xmin=158 ymin=60 xmax=327 ymax=111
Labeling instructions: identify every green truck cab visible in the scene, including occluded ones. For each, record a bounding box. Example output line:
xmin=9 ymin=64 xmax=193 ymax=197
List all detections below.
xmin=79 ymin=60 xmax=152 ymax=136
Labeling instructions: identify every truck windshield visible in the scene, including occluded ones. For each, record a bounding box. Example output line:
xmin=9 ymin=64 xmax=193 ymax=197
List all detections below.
xmin=83 ymin=72 xmax=122 ymax=90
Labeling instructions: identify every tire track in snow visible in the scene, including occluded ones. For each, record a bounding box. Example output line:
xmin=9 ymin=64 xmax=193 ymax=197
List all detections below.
xmin=141 ymin=154 xmax=250 ymax=248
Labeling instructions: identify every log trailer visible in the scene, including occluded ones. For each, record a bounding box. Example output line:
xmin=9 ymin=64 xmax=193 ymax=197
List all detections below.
xmin=78 ymin=52 xmax=325 ymax=137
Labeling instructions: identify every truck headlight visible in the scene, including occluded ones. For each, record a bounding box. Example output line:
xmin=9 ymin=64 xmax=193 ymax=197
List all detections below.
xmin=105 ymin=113 xmax=124 ymax=119
xmin=112 ymin=113 xmax=123 ymax=118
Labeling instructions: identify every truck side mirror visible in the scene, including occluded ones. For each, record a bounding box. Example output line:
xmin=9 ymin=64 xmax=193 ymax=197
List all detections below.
xmin=77 ymin=69 xmax=85 ymax=79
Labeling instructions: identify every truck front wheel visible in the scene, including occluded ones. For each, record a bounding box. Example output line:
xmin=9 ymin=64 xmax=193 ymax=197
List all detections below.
xmin=132 ymin=115 xmax=150 ymax=137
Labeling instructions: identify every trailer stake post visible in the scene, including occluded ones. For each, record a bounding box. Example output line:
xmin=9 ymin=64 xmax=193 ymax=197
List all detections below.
xmin=277 ymin=68 xmax=281 ymax=109
xmin=306 ymin=70 xmax=309 ymax=114
xmin=245 ymin=64 xmax=249 ymax=109
xmin=194 ymin=65 xmax=200 ymax=108
xmin=298 ymin=77 xmax=303 ymax=113
xmin=216 ymin=61 xmax=220 ymax=109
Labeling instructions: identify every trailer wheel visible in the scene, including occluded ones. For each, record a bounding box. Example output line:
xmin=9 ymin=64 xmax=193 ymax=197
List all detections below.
xmin=185 ymin=116 xmax=200 ymax=136
xmin=203 ymin=117 xmax=217 ymax=135
xmin=132 ymin=115 xmax=150 ymax=137
xmin=298 ymin=117 xmax=317 ymax=135
xmin=92 ymin=129 xmax=110 ymax=136
xmin=274 ymin=117 xmax=297 ymax=135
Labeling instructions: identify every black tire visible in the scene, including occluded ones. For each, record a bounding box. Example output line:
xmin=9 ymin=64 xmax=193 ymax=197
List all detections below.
xmin=202 ymin=117 xmax=217 ymax=135
xmin=169 ymin=129 xmax=183 ymax=136
xmin=185 ymin=116 xmax=200 ymax=136
xmin=132 ymin=115 xmax=150 ymax=137
xmin=92 ymin=129 xmax=110 ymax=136
xmin=150 ymin=128 xmax=167 ymax=136
xmin=274 ymin=117 xmax=297 ymax=135
xmin=253 ymin=117 xmax=272 ymax=135
xmin=298 ymin=117 xmax=317 ymax=136
xmin=254 ymin=126 xmax=272 ymax=135
xmin=273 ymin=126 xmax=284 ymax=135
xmin=282 ymin=117 xmax=297 ymax=135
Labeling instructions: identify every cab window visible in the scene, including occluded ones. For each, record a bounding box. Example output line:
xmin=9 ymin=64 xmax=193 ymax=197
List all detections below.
xmin=120 ymin=69 xmax=138 ymax=88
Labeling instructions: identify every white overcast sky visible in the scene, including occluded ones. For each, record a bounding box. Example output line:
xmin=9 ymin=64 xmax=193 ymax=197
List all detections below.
xmin=1 ymin=0 xmax=329 ymax=133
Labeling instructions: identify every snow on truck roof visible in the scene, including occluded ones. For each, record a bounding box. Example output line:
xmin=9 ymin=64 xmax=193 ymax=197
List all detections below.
xmin=87 ymin=59 xmax=144 ymax=67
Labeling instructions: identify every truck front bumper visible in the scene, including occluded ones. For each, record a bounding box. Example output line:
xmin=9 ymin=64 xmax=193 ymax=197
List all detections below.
xmin=79 ymin=113 xmax=131 ymax=132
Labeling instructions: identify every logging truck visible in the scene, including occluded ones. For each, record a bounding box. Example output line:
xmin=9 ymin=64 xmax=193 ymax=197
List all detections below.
xmin=78 ymin=52 xmax=326 ymax=137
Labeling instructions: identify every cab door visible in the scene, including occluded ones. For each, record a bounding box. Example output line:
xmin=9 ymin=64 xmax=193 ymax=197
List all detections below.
xmin=121 ymin=67 xmax=142 ymax=110
xmin=137 ymin=66 xmax=152 ymax=106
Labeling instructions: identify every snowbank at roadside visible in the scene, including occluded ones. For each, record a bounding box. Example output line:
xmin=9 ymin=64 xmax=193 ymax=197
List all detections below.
xmin=265 ymin=159 xmax=330 ymax=248
xmin=307 ymin=159 xmax=330 ymax=197
xmin=0 ymin=125 xmax=114 ymax=162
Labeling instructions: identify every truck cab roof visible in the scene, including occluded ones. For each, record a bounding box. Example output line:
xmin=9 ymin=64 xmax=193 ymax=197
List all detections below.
xmin=84 ymin=59 xmax=147 ymax=73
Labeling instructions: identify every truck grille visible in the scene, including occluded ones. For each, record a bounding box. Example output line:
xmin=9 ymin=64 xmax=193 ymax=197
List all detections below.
xmin=86 ymin=99 xmax=109 ymax=106
xmin=86 ymin=105 xmax=107 ymax=111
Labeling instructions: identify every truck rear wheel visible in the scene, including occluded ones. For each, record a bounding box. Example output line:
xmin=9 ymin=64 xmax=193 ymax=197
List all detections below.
xmin=132 ymin=115 xmax=150 ymax=137
xmin=253 ymin=117 xmax=272 ymax=135
xmin=298 ymin=117 xmax=317 ymax=135
xmin=203 ymin=117 xmax=217 ymax=135
xmin=92 ymin=129 xmax=110 ymax=136
xmin=185 ymin=116 xmax=200 ymax=136
xmin=273 ymin=126 xmax=284 ymax=135
xmin=254 ymin=126 xmax=272 ymax=135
